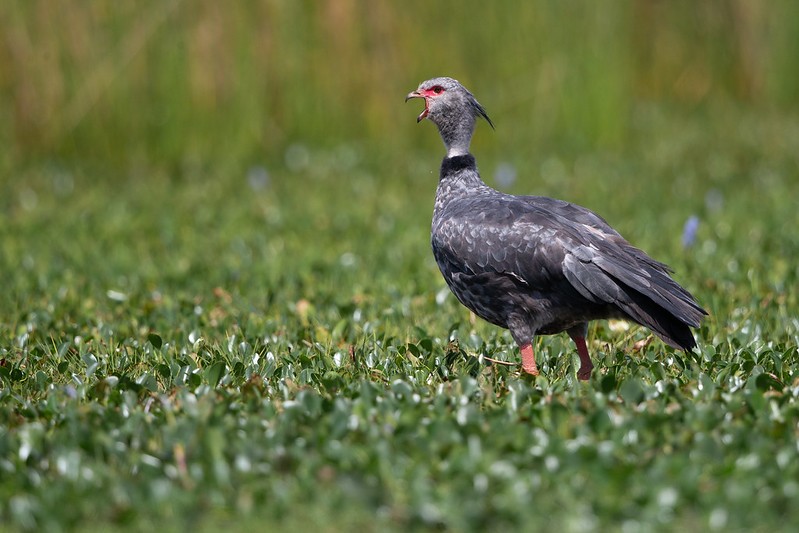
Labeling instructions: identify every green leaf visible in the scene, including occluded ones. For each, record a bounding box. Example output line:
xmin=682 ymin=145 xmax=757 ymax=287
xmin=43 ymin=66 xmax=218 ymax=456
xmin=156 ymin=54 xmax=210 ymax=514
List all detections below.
xmin=136 ymin=372 xmax=158 ymax=392
xmin=156 ymin=363 xmax=172 ymax=380
xmin=205 ymin=361 xmax=226 ymax=386
xmin=619 ymin=377 xmax=644 ymax=404
xmin=600 ymin=373 xmax=617 ymax=393
xmin=148 ymin=333 xmax=163 ymax=349
xmin=755 ymin=373 xmax=783 ymax=392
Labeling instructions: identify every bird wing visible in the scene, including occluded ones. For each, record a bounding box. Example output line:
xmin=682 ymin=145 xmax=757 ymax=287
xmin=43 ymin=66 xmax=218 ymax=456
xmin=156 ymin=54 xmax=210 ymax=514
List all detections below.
xmin=433 ymin=194 xmax=705 ymax=327
xmin=433 ymin=195 xmax=578 ymax=289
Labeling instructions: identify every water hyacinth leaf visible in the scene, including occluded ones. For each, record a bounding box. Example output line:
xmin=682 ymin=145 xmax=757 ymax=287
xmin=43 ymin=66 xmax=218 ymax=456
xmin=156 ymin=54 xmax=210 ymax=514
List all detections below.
xmin=148 ymin=333 xmax=163 ymax=349
xmin=391 ymin=380 xmax=413 ymax=399
xmin=331 ymin=319 xmax=349 ymax=340
xmin=619 ymin=377 xmax=645 ymax=404
xmin=174 ymin=365 xmax=192 ymax=386
xmin=297 ymin=389 xmax=322 ymax=417
xmin=699 ymin=373 xmax=716 ymax=397
xmin=321 ymin=371 xmax=343 ymax=391
xmin=188 ymin=372 xmax=203 ymax=388
xmin=156 ymin=363 xmax=171 ymax=380
xmin=136 ymin=372 xmax=158 ymax=392
xmin=82 ymin=353 xmax=99 ymax=377
xmin=600 ymin=373 xmax=617 ymax=393
xmin=34 ymin=371 xmax=49 ymax=390
xmin=755 ymin=373 xmax=783 ymax=392
xmin=419 ymin=338 xmax=433 ymax=353
xmin=205 ymin=362 xmax=226 ymax=387
xmin=766 ymin=351 xmax=784 ymax=375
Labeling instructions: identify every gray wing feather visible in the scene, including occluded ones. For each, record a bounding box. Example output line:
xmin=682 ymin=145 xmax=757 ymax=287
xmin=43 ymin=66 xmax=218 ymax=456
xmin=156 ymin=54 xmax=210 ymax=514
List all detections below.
xmin=434 ymin=193 xmax=705 ymax=329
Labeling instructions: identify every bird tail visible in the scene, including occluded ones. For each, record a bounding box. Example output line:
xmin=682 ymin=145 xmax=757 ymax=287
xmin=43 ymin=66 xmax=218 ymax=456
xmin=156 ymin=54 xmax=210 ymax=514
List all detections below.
xmin=561 ymin=241 xmax=707 ymax=351
xmin=618 ymin=287 xmax=707 ymax=351
xmin=577 ymin=245 xmax=706 ymax=351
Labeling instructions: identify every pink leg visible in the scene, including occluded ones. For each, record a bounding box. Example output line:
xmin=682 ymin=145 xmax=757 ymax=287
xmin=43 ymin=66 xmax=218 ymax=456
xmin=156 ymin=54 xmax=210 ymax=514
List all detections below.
xmin=520 ymin=343 xmax=539 ymax=376
xmin=570 ymin=335 xmax=593 ymax=380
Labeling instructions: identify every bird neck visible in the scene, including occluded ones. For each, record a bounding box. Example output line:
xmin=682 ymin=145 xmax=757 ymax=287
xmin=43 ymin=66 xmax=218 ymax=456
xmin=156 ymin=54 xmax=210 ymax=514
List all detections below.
xmin=438 ymin=154 xmax=487 ymax=191
xmin=440 ymin=153 xmax=478 ymax=179
xmin=434 ymin=114 xmax=475 ymax=158
xmin=434 ymin=154 xmax=486 ymax=218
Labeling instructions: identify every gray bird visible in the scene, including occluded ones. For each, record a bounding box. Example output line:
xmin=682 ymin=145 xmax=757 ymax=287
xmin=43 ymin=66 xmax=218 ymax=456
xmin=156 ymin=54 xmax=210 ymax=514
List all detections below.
xmin=407 ymin=77 xmax=706 ymax=380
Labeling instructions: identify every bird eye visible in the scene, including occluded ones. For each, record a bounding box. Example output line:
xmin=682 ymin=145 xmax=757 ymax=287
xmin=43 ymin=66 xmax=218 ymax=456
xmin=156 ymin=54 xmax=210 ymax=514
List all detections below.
xmin=432 ymin=85 xmax=444 ymax=94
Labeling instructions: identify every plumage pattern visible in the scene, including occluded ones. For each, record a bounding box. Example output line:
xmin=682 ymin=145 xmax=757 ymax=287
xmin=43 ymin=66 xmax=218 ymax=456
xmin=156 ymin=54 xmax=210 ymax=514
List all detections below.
xmin=407 ymin=77 xmax=707 ymax=379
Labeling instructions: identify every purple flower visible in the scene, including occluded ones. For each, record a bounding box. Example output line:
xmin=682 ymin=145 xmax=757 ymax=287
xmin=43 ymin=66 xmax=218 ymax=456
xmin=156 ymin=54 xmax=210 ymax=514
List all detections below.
xmin=682 ymin=215 xmax=700 ymax=248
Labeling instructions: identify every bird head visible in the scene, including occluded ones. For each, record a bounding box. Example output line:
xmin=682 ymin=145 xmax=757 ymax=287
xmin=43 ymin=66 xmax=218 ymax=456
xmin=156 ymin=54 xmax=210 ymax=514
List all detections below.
xmin=406 ymin=77 xmax=494 ymax=129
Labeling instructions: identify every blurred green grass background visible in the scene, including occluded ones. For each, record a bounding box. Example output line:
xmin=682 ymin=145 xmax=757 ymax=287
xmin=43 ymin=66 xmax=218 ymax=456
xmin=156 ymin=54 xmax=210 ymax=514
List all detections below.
xmin=2 ymin=0 xmax=798 ymax=172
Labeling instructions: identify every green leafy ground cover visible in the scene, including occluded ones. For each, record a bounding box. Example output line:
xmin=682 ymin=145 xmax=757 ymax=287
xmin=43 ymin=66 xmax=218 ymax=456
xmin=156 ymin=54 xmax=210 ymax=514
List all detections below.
xmin=2 ymin=105 xmax=798 ymax=532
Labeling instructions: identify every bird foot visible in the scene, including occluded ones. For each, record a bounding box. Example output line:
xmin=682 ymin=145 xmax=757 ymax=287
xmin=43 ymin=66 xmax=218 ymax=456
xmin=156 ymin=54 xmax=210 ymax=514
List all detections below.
xmin=521 ymin=363 xmax=539 ymax=376
xmin=577 ymin=364 xmax=593 ymax=381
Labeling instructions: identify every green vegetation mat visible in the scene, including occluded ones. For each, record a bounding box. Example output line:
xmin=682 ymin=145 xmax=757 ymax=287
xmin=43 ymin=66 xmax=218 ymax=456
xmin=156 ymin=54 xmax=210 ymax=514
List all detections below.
xmin=3 ymin=109 xmax=798 ymax=531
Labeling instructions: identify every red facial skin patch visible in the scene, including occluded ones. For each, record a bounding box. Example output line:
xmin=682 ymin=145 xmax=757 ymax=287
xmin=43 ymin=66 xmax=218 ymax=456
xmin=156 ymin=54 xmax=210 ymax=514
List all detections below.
xmin=422 ymin=86 xmax=445 ymax=97
xmin=411 ymin=86 xmax=445 ymax=122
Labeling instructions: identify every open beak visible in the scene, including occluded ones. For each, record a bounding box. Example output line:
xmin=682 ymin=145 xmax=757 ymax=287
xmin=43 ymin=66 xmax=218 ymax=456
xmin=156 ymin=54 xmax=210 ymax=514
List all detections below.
xmin=405 ymin=90 xmax=428 ymax=123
